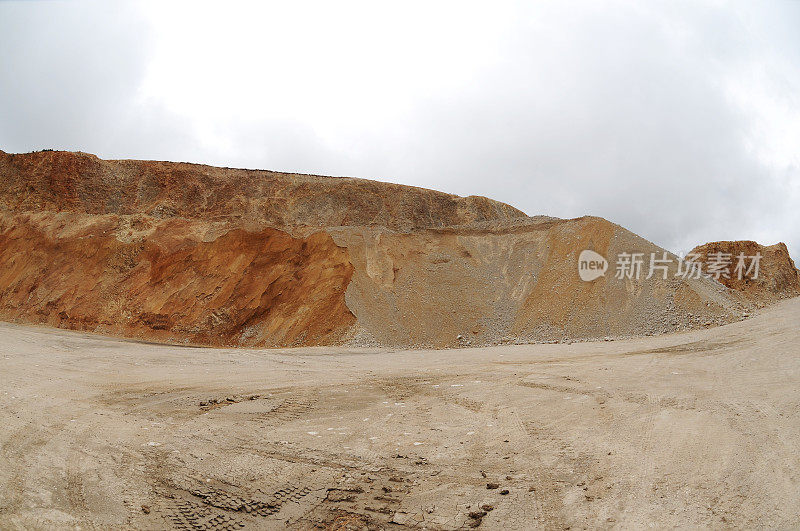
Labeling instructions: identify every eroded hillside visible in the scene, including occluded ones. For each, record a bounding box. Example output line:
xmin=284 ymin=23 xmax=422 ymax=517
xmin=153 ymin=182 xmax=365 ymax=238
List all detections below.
xmin=690 ymin=240 xmax=800 ymax=304
xmin=0 ymin=149 xmax=776 ymax=348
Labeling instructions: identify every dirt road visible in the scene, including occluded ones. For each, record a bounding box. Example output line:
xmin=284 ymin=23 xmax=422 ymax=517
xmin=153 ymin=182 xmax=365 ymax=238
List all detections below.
xmin=2 ymin=298 xmax=799 ymax=529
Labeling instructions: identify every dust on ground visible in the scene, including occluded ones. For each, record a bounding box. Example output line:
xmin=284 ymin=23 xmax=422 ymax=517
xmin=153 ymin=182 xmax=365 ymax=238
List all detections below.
xmin=2 ymin=297 xmax=800 ymax=529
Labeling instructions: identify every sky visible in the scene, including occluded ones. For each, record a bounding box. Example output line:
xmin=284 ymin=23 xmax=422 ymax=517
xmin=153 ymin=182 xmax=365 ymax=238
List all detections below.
xmin=1 ymin=0 xmax=799 ymax=260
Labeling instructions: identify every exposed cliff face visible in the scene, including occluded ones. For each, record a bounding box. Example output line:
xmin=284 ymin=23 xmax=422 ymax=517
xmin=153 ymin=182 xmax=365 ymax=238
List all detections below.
xmin=0 ymin=149 xmax=773 ymax=348
xmin=0 ymin=211 xmax=355 ymax=347
xmin=689 ymin=240 xmax=800 ymax=304
xmin=0 ymin=150 xmax=525 ymax=232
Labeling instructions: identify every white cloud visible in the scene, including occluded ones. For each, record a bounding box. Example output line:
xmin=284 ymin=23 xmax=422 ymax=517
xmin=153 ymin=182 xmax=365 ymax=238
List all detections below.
xmin=1 ymin=0 xmax=798 ymax=261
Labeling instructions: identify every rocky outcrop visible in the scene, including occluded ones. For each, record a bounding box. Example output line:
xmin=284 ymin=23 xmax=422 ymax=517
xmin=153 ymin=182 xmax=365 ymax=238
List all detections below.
xmin=689 ymin=240 xmax=800 ymax=304
xmin=0 ymin=211 xmax=355 ymax=347
xmin=0 ymin=149 xmax=768 ymax=348
xmin=0 ymin=150 xmax=525 ymax=232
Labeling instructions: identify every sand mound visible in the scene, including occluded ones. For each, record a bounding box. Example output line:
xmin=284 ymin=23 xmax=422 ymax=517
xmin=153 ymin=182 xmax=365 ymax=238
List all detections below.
xmin=333 ymin=217 xmax=748 ymax=347
xmin=0 ymin=149 xmax=769 ymax=348
xmin=690 ymin=240 xmax=800 ymax=304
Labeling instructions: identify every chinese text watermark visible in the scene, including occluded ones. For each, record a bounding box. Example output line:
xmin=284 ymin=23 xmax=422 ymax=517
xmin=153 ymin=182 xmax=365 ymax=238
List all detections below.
xmin=578 ymin=250 xmax=761 ymax=281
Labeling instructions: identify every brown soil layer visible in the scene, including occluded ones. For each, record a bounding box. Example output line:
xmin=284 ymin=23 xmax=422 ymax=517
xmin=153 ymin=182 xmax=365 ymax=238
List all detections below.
xmin=0 ymin=149 xmax=525 ymax=231
xmin=0 ymin=211 xmax=354 ymax=347
xmin=690 ymin=240 xmax=800 ymax=304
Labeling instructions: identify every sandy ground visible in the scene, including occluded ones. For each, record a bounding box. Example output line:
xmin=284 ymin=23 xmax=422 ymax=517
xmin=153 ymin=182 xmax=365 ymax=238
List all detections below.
xmin=1 ymin=298 xmax=799 ymax=530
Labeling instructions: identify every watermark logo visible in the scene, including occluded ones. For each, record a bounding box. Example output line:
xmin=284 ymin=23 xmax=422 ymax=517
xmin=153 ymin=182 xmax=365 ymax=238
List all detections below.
xmin=578 ymin=250 xmax=608 ymax=281
xmin=578 ymin=250 xmax=761 ymax=282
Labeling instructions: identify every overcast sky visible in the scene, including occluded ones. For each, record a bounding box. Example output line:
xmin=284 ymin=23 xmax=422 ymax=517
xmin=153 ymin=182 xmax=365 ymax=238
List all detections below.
xmin=1 ymin=1 xmax=798 ymax=260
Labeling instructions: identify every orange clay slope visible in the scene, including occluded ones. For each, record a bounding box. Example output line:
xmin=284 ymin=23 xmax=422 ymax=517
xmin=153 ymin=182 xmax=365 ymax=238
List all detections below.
xmin=690 ymin=240 xmax=800 ymax=305
xmin=0 ymin=149 xmax=787 ymax=348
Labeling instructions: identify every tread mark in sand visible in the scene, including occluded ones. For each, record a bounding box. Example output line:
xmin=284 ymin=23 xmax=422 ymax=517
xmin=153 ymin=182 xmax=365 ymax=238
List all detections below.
xmin=164 ymin=499 xmax=244 ymax=530
xmin=65 ymin=467 xmax=88 ymax=513
xmin=198 ymin=389 xmax=318 ymax=423
xmin=161 ymin=484 xmax=312 ymax=528
xmin=264 ymin=395 xmax=317 ymax=424
xmin=196 ymin=484 xmax=313 ymax=516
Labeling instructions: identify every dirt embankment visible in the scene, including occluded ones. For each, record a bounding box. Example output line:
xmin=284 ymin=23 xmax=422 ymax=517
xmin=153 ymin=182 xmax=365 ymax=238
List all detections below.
xmin=0 ymin=211 xmax=354 ymax=347
xmin=0 ymin=149 xmax=525 ymax=231
xmin=0 ymin=149 xmax=785 ymax=348
xmin=690 ymin=240 xmax=800 ymax=304
xmin=333 ymin=217 xmax=748 ymax=347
